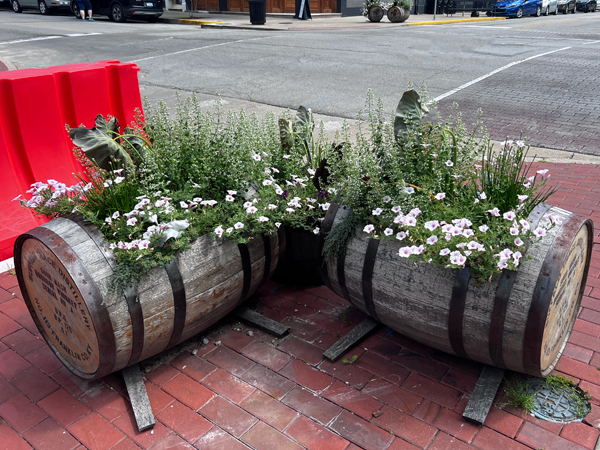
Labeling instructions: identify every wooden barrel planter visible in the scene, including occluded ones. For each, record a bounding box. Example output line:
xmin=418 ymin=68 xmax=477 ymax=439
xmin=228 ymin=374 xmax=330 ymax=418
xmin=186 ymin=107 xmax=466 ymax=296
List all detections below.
xmin=14 ymin=215 xmax=281 ymax=380
xmin=387 ymin=6 xmax=410 ymax=22
xmin=319 ymin=203 xmax=593 ymax=378
xmin=367 ymin=5 xmax=384 ymax=21
xmin=272 ymin=226 xmax=324 ymax=287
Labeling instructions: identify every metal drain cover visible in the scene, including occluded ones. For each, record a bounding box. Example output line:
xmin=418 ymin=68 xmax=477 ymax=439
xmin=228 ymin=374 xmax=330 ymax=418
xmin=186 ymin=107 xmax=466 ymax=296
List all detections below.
xmin=526 ymin=379 xmax=591 ymax=423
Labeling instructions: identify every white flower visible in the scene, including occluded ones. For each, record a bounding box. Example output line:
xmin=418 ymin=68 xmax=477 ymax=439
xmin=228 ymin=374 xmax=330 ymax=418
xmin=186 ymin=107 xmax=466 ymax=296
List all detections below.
xmin=252 ymin=154 xmax=261 ymax=161
xmin=155 ymin=199 xmax=166 ymax=208
xmin=516 ymin=140 xmax=525 ymax=148
xmin=363 ymin=224 xmax=375 ymax=234
xmin=424 ymin=221 xmax=439 ymax=231
xmin=396 ymin=231 xmax=408 ymax=240
xmin=435 ymin=193 xmax=446 ymax=201
xmin=382 ymin=196 xmax=392 ymax=203
xmin=479 ymin=192 xmax=487 ymax=200
xmin=405 ymin=217 xmax=417 ymax=227
xmin=510 ymin=227 xmax=519 ymax=236
xmin=275 ymin=222 xmax=281 ymax=228
xmin=286 ymin=208 xmax=295 ymax=214
xmin=138 ymin=240 xmax=150 ymax=250
xmin=404 ymin=187 xmax=415 ymax=194
xmin=537 ymin=169 xmax=549 ymax=178
xmin=114 ymin=176 xmax=125 ymax=184
xmin=112 ymin=211 xmax=120 ymax=220
xmin=246 ymin=206 xmax=258 ymax=214
xmin=105 ymin=217 xmax=112 ymax=224
xmin=426 ymin=235 xmax=438 ymax=245
xmin=372 ymin=208 xmax=383 ymax=216
xmin=503 ymin=211 xmax=516 ymax=221
xmin=226 ymin=227 xmax=233 ymax=234
xmin=474 ymin=199 xmax=480 ymax=204
xmin=383 ymin=228 xmax=394 ymax=236
xmin=497 ymin=259 xmax=508 ymax=270
xmin=201 ymin=200 xmax=218 ymax=206
xmin=517 ymin=195 xmax=528 ymax=203
xmin=391 ymin=206 xmax=402 ymax=213
xmin=234 ymin=222 xmax=244 ymax=229
xmin=487 ymin=208 xmax=500 ymax=217
xmin=257 ymin=216 xmax=269 ymax=222
xmin=408 ymin=208 xmax=421 ymax=217
xmin=533 ymin=227 xmax=547 ymax=237
xmin=225 ymin=195 xmax=235 ymax=202
xmin=497 ymin=248 xmax=513 ymax=259
xmin=275 ymin=187 xmax=284 ymax=195
xmin=501 ymin=140 xmax=513 ymax=148
xmin=263 ymin=180 xmax=273 ymax=186
xmin=513 ymin=251 xmax=522 ymax=261
xmin=214 ymin=226 xmax=224 ymax=237
xmin=127 ymin=217 xmax=137 ymax=226
xmin=321 ymin=203 xmax=331 ymax=211
xmin=313 ymin=227 xmax=320 ymax=235
xmin=445 ymin=160 xmax=454 ymax=167
xmin=227 ymin=190 xmax=237 ymax=195
xmin=282 ymin=154 xmax=291 ymax=159
xmin=514 ymin=237 xmax=524 ymax=246
xmin=411 ymin=245 xmax=425 ymax=255
xmin=180 ymin=201 xmax=188 ymax=209
xmin=520 ymin=219 xmax=530 ymax=231
xmin=467 ymin=241 xmax=479 ymax=250
xmin=462 ymin=229 xmax=474 ymax=238
xmin=399 ymin=247 xmax=412 ymax=258
xmin=439 ymin=248 xmax=451 ymax=256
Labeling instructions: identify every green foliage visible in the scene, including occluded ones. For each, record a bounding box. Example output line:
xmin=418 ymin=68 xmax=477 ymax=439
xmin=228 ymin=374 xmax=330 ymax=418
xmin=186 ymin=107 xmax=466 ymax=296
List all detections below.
xmin=321 ymin=207 xmax=359 ymax=262
xmin=504 ymin=376 xmax=535 ymax=413
xmin=342 ymin=355 xmax=359 ymax=364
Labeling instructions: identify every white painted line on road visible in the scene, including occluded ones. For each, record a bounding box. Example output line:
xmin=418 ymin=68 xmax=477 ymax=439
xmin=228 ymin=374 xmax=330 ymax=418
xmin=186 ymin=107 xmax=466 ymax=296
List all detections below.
xmin=66 ymin=33 xmax=103 ymax=37
xmin=0 ymin=36 xmax=62 ymax=45
xmin=130 ymin=35 xmax=283 ymax=63
xmin=434 ymin=46 xmax=571 ymax=102
xmin=451 ymin=25 xmax=512 ymax=28
xmin=583 ymin=40 xmax=600 ymax=45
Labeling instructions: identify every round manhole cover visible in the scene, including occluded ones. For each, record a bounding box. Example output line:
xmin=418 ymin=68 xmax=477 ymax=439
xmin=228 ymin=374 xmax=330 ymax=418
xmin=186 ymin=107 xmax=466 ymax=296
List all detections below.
xmin=526 ymin=378 xmax=591 ymax=423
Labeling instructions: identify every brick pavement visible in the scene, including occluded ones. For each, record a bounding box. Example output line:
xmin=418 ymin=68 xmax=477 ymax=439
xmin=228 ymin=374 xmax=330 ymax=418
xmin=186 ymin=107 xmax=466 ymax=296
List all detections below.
xmin=0 ymin=162 xmax=599 ymax=450
xmin=436 ymin=42 xmax=600 ymax=157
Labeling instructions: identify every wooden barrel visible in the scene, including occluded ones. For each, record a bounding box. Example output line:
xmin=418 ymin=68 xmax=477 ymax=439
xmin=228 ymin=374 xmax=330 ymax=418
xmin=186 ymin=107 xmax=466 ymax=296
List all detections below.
xmin=14 ymin=215 xmax=281 ymax=380
xmin=272 ymin=226 xmax=324 ymax=287
xmin=319 ymin=203 xmax=593 ymax=378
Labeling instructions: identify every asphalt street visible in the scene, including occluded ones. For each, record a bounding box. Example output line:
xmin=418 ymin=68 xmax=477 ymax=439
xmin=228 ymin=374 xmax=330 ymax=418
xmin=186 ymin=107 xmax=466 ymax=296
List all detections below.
xmin=1 ymin=9 xmax=600 ymax=155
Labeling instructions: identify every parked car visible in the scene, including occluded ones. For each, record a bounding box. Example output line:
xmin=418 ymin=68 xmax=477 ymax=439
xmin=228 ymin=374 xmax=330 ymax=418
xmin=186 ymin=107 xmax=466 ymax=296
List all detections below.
xmin=557 ymin=0 xmax=576 ymax=12
xmin=541 ymin=0 xmax=559 ymax=13
xmin=576 ymin=0 xmax=596 ymax=11
xmin=11 ymin=0 xmax=71 ymax=14
xmin=492 ymin=0 xmax=542 ymax=16
xmin=71 ymin=0 xmax=163 ymax=22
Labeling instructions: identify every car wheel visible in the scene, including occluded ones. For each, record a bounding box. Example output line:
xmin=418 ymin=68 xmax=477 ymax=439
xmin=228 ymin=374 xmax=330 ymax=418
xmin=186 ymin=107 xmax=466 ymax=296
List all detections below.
xmin=12 ymin=0 xmax=22 ymax=12
xmin=109 ymin=2 xmax=126 ymax=22
xmin=534 ymin=5 xmax=541 ymax=15
xmin=516 ymin=6 xmax=523 ymax=16
xmin=39 ymin=0 xmax=50 ymax=14
xmin=72 ymin=1 xmax=80 ymax=17
xmin=572 ymin=4 xmax=576 ymax=11
xmin=563 ymin=6 xmax=568 ymax=12
xmin=553 ymin=5 xmax=558 ymax=13
xmin=544 ymin=5 xmax=549 ymax=14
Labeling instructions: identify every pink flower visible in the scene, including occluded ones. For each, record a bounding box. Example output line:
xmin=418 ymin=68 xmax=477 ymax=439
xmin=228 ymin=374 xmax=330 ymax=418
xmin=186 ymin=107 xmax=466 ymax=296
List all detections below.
xmin=435 ymin=193 xmax=446 ymax=201
xmin=514 ymin=237 xmax=524 ymax=246
xmin=497 ymin=259 xmax=508 ymax=270
xmin=391 ymin=206 xmax=402 ymax=213
xmin=396 ymin=231 xmax=407 ymax=240
xmin=384 ymin=228 xmax=394 ymax=236
xmin=214 ymin=226 xmax=224 ymax=237
xmin=439 ymin=248 xmax=450 ymax=256
xmin=321 ymin=203 xmax=331 ymax=211
xmin=262 ymin=180 xmax=273 ymax=186
xmin=127 ymin=217 xmax=137 ymax=226
xmin=234 ymin=222 xmax=244 ymax=229
xmin=509 ymin=227 xmax=519 ymax=236
xmin=424 ymin=221 xmax=440 ymax=231
xmin=313 ymin=227 xmax=320 ymax=235
xmin=533 ymin=227 xmax=547 ymax=237
xmin=426 ymin=235 xmax=438 ymax=245
xmin=404 ymin=186 xmax=415 ymax=194
xmin=257 ymin=216 xmax=269 ymax=222
xmin=487 ymin=208 xmax=500 ymax=217
xmin=225 ymin=195 xmax=235 ymax=202
xmin=537 ymin=169 xmax=549 ymax=178
xmin=372 ymin=208 xmax=383 ymax=216
xmin=445 ymin=160 xmax=454 ymax=167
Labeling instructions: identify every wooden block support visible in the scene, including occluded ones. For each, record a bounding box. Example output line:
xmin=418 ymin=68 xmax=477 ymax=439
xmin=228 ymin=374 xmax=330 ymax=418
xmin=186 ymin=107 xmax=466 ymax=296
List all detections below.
xmin=463 ymin=365 xmax=505 ymax=425
xmin=122 ymin=364 xmax=155 ymax=432
xmin=234 ymin=307 xmax=290 ymax=337
xmin=323 ymin=317 xmax=379 ymax=362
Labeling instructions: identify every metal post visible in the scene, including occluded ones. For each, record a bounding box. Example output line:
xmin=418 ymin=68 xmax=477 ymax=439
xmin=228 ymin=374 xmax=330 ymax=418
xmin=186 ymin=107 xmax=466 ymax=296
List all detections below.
xmin=433 ymin=0 xmax=437 ymax=19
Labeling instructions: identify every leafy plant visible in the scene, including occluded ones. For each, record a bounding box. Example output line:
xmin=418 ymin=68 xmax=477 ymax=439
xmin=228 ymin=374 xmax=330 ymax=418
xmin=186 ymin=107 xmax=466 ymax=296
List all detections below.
xmin=394 ymin=0 xmax=412 ymax=9
xmin=342 ymin=354 xmax=359 ymax=364
xmin=504 ymin=376 xmax=535 ymax=413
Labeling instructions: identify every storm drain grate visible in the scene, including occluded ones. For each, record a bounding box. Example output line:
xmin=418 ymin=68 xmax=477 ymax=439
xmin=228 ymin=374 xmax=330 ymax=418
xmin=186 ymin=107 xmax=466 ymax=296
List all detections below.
xmin=526 ymin=379 xmax=591 ymax=423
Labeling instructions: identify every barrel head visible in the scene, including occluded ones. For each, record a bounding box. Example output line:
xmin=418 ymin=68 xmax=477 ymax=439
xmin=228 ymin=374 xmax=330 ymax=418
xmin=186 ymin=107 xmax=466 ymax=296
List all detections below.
xmin=18 ymin=237 xmax=101 ymax=377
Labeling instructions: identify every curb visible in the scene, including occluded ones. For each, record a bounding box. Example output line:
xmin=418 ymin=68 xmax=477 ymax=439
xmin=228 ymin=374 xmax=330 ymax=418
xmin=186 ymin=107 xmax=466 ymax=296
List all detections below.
xmin=0 ymin=58 xmax=17 ymax=71
xmin=407 ymin=16 xmax=506 ymax=25
xmin=177 ymin=18 xmax=228 ymax=24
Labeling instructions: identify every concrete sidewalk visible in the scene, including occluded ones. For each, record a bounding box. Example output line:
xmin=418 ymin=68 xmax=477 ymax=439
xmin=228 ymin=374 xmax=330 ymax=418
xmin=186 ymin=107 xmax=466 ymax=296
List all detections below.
xmin=157 ymin=8 xmax=507 ymax=30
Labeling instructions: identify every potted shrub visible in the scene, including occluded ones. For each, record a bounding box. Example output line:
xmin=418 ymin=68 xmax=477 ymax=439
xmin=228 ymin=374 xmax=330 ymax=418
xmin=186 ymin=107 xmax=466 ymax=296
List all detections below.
xmin=13 ymin=97 xmax=328 ymax=380
xmin=387 ymin=0 xmax=411 ymax=22
xmin=362 ymin=0 xmax=389 ymax=21
xmin=319 ymin=89 xmax=593 ymax=377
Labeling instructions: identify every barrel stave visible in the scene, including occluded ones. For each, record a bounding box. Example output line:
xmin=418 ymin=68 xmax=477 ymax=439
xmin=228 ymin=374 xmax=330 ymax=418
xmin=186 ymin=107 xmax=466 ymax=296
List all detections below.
xmin=138 ymin=267 xmax=175 ymax=362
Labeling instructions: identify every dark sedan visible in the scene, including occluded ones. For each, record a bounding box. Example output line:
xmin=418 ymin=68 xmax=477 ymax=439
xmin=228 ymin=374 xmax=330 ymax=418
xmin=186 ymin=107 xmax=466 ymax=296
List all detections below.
xmin=71 ymin=0 xmax=163 ymax=22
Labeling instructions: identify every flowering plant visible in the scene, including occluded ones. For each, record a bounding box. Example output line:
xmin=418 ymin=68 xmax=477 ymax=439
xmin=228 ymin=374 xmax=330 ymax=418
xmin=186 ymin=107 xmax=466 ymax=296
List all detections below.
xmin=324 ymin=89 xmax=557 ymax=284
xmin=362 ymin=0 xmax=394 ymax=15
xmin=16 ymin=96 xmax=330 ymax=294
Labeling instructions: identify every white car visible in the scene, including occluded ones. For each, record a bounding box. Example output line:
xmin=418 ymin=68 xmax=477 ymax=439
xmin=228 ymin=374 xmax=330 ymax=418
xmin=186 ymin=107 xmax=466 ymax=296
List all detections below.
xmin=11 ymin=0 xmax=71 ymax=14
xmin=542 ymin=0 xmax=559 ymax=13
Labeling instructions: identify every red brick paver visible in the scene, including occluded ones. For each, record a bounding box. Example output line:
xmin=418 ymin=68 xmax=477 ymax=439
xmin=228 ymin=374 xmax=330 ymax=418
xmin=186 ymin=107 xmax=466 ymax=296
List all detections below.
xmin=1 ymin=161 xmax=600 ymax=450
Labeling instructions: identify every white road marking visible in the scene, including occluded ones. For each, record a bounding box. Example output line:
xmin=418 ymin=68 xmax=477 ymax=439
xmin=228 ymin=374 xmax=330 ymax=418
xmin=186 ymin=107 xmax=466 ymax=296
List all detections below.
xmin=583 ymin=40 xmax=600 ymax=44
xmin=434 ymin=46 xmax=571 ymax=102
xmin=0 ymin=33 xmax=102 ymax=45
xmin=451 ymin=25 xmax=512 ymax=28
xmin=0 ymin=36 xmax=62 ymax=45
xmin=130 ymin=35 xmax=283 ymax=63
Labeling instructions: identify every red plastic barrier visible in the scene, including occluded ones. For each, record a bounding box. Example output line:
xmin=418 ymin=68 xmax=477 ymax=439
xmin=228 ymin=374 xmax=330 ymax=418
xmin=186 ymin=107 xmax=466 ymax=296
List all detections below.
xmin=0 ymin=60 xmax=142 ymax=261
